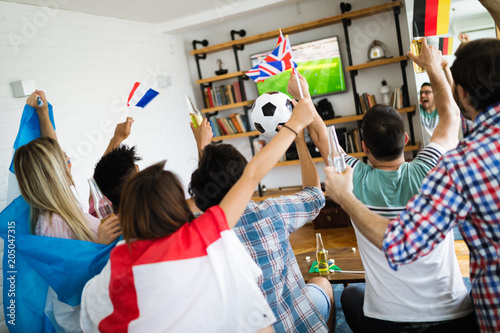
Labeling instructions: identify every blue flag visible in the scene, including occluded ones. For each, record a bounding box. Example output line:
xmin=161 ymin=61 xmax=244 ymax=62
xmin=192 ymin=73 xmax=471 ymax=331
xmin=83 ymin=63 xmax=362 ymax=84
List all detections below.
xmin=2 ymin=102 xmax=116 ymax=331
xmin=0 ymin=196 xmax=117 ymax=332
xmin=9 ymin=103 xmax=56 ymax=174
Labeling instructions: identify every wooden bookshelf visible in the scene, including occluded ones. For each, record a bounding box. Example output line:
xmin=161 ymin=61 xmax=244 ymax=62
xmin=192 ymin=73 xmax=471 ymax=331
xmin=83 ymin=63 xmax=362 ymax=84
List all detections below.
xmin=323 ymin=105 xmax=415 ymax=126
xmin=273 ymin=142 xmax=420 ymax=168
xmin=202 ymin=100 xmax=254 ymax=114
xmin=196 ymin=71 xmax=246 ymax=85
xmin=345 ymin=55 xmax=408 ymax=72
xmin=212 ymin=130 xmax=260 ymax=141
xmin=190 ymin=1 xmax=402 ymax=56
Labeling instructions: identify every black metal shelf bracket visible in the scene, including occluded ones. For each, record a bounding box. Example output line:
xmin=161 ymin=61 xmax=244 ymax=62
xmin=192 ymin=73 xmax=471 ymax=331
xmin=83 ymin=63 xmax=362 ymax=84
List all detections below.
xmin=192 ymin=39 xmax=209 ymax=80
xmin=230 ymin=29 xmax=246 ymax=71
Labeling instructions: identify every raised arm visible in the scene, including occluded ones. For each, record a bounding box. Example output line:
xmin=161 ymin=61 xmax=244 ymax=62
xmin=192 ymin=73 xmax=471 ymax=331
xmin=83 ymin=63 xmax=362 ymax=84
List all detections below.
xmin=288 ymin=71 xmax=329 ymax=164
xmin=219 ymin=97 xmax=316 ymax=228
xmin=295 ymin=128 xmax=321 ymax=189
xmin=27 ymin=90 xmax=57 ymax=141
xmin=190 ymin=118 xmax=213 ymax=160
xmin=103 ymin=117 xmax=134 ymax=156
xmin=441 ymin=58 xmax=454 ymax=89
xmin=407 ymin=38 xmax=460 ymax=151
xmin=478 ymin=0 xmax=500 ymax=29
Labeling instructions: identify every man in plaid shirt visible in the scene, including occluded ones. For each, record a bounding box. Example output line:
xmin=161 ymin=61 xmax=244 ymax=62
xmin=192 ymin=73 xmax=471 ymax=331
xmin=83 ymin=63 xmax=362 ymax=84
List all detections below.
xmin=325 ymin=38 xmax=500 ymax=332
xmin=189 ymin=119 xmax=332 ymax=332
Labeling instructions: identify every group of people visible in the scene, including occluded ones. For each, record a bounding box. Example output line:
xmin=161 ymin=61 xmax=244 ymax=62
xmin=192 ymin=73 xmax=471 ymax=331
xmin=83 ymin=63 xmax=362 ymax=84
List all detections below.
xmin=10 ymin=2 xmax=500 ymax=332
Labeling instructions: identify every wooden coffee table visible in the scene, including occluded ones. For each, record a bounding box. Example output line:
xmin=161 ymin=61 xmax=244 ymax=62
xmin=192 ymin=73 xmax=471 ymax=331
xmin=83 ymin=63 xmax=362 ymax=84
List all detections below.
xmin=296 ymin=247 xmax=365 ymax=285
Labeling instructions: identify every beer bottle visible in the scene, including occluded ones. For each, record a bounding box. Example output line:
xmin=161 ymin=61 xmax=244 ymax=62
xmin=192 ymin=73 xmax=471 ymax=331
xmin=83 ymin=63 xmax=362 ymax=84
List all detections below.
xmin=316 ymin=233 xmax=329 ymax=275
xmin=88 ymin=178 xmax=114 ymax=223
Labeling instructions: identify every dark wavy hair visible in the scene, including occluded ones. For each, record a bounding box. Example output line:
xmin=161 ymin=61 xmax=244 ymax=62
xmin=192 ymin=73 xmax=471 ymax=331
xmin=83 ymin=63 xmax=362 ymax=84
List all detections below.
xmin=362 ymin=104 xmax=405 ymax=161
xmin=451 ymin=38 xmax=500 ymax=111
xmin=189 ymin=143 xmax=247 ymax=212
xmin=120 ymin=161 xmax=194 ymax=242
xmin=93 ymin=145 xmax=142 ymax=210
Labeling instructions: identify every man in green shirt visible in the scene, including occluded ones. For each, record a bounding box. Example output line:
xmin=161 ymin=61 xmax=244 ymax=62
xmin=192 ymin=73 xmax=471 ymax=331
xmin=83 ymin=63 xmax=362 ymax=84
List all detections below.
xmin=419 ymin=82 xmax=438 ymax=147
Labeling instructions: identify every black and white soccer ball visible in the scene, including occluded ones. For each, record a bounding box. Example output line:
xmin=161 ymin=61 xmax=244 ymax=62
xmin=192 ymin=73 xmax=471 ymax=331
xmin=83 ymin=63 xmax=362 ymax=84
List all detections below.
xmin=250 ymin=91 xmax=294 ymax=138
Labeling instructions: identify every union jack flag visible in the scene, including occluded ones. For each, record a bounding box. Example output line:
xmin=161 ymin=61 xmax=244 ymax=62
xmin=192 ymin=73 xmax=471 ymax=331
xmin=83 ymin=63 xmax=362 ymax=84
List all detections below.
xmin=246 ymin=31 xmax=297 ymax=82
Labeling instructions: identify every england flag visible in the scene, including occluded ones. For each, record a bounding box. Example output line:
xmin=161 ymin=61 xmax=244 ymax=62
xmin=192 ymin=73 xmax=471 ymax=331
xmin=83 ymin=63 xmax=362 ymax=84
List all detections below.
xmin=80 ymin=206 xmax=276 ymax=332
xmin=246 ymin=31 xmax=297 ymax=82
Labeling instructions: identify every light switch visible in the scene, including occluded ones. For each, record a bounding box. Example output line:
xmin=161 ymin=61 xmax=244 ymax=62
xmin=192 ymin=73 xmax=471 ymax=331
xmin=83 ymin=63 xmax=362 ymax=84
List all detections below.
xmin=11 ymin=80 xmax=36 ymax=98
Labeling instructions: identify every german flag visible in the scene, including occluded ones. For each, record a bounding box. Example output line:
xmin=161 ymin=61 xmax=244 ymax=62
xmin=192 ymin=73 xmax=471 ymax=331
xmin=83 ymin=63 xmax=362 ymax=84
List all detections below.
xmin=413 ymin=0 xmax=451 ymax=36
xmin=438 ymin=37 xmax=453 ymax=55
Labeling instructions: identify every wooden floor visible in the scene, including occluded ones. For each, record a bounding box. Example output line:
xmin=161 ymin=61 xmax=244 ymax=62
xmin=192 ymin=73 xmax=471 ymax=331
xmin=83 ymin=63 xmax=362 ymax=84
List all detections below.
xmin=290 ymin=222 xmax=470 ymax=277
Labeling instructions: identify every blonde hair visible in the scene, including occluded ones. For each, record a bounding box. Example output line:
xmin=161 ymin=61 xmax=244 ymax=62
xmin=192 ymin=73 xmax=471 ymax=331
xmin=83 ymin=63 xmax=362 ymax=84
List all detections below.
xmin=14 ymin=137 xmax=95 ymax=241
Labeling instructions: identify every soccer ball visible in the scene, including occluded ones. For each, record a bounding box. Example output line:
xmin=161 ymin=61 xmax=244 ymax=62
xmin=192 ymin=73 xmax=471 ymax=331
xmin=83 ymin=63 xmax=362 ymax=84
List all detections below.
xmin=250 ymin=91 xmax=294 ymax=138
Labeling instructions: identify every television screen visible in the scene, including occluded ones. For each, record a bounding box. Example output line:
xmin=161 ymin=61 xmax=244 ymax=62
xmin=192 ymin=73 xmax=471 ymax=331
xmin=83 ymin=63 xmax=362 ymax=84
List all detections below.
xmin=249 ymin=36 xmax=347 ymax=97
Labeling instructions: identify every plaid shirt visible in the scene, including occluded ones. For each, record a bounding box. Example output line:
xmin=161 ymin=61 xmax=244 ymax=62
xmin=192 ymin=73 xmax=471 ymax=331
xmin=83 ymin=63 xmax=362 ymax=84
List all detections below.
xmin=233 ymin=187 xmax=326 ymax=332
xmin=383 ymin=103 xmax=500 ymax=332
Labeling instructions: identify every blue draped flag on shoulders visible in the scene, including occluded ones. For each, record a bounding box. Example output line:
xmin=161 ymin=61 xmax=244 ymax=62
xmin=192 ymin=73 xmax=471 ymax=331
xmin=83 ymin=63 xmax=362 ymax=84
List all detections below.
xmin=1 ymin=102 xmax=117 ymax=332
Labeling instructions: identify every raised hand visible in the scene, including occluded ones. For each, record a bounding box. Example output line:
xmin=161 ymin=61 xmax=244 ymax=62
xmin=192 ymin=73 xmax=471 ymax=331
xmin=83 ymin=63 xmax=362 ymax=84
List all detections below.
xmin=113 ymin=117 xmax=134 ymax=142
xmin=407 ymin=38 xmax=442 ymax=74
xmin=287 ymin=69 xmax=310 ymax=100
xmin=324 ymin=165 xmax=354 ymax=205
xmin=190 ymin=118 xmax=213 ymax=156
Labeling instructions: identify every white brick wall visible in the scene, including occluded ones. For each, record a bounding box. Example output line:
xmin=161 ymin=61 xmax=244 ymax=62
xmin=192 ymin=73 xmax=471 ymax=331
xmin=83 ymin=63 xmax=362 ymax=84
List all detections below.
xmin=0 ymin=1 xmax=199 ymax=329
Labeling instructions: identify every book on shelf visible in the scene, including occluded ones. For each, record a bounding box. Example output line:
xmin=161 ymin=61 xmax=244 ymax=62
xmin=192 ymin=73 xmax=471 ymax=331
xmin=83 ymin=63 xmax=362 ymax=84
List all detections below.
xmin=203 ymin=83 xmax=244 ymax=109
xmin=210 ymin=114 xmax=252 ymax=137
xmin=229 ymin=113 xmax=245 ymax=133
xmin=390 ymin=87 xmax=403 ymax=109
xmin=224 ymin=117 xmax=237 ymax=134
xmin=352 ymin=129 xmax=361 ymax=153
xmin=209 ymin=118 xmax=221 ymax=137
xmin=232 ymin=81 xmax=242 ymax=103
xmin=358 ymin=93 xmax=378 ymax=113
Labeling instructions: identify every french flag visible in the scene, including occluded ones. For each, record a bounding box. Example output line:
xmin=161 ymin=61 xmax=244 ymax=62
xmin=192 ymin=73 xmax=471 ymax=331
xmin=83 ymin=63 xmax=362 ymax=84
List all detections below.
xmin=80 ymin=206 xmax=275 ymax=332
xmin=127 ymin=82 xmax=159 ymax=108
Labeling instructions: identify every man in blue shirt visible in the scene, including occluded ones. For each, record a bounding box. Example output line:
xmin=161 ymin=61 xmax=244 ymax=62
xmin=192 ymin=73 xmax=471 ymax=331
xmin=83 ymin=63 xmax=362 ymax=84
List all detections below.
xmin=189 ymin=118 xmax=333 ymax=332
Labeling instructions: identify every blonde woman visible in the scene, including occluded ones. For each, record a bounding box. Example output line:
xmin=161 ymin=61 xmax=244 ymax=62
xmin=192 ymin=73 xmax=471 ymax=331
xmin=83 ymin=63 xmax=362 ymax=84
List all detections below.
xmin=13 ymin=91 xmax=120 ymax=244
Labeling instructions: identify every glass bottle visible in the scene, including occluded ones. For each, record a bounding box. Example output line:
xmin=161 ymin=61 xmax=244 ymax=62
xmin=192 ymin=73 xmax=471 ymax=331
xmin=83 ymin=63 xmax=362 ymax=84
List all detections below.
xmin=186 ymin=94 xmax=203 ymax=128
xmin=327 ymin=125 xmax=346 ymax=174
xmin=410 ymin=21 xmax=425 ymax=74
xmin=316 ymin=233 xmax=329 ymax=275
xmin=88 ymin=178 xmax=114 ymax=223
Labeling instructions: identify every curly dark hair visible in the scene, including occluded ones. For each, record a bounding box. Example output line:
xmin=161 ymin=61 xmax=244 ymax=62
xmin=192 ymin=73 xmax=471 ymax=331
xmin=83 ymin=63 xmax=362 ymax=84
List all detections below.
xmin=189 ymin=143 xmax=247 ymax=212
xmin=93 ymin=145 xmax=142 ymax=210
xmin=362 ymin=104 xmax=405 ymax=161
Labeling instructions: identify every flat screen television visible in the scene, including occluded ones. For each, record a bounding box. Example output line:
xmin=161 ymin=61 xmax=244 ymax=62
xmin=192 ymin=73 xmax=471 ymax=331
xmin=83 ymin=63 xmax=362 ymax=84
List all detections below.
xmin=249 ymin=36 xmax=347 ymax=97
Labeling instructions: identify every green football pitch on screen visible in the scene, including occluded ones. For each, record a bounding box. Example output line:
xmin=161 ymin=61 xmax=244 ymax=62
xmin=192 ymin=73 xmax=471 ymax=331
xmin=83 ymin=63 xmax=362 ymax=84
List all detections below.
xmin=256 ymin=57 xmax=345 ymax=97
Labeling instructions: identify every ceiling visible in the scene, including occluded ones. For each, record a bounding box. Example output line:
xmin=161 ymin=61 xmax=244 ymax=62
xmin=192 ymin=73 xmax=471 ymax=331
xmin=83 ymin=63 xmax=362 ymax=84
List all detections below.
xmin=2 ymin=0 xmax=293 ymax=33
xmin=1 ymin=0 xmax=490 ymax=34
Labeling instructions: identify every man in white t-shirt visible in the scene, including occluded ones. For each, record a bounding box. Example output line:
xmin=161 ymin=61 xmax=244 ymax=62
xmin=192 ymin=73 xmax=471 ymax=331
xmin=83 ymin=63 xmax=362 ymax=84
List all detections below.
xmin=338 ymin=41 xmax=478 ymax=331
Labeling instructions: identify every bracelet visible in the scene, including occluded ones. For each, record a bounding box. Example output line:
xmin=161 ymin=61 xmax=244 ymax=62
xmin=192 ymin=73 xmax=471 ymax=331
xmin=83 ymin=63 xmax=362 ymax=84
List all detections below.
xmin=282 ymin=124 xmax=298 ymax=136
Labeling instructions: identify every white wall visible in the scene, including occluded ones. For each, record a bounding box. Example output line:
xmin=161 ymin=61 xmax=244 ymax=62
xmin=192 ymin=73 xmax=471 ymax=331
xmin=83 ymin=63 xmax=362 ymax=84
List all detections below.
xmin=0 ymin=1 xmax=200 ymax=206
xmin=182 ymin=0 xmax=419 ymax=189
xmin=0 ymin=1 xmax=198 ymax=328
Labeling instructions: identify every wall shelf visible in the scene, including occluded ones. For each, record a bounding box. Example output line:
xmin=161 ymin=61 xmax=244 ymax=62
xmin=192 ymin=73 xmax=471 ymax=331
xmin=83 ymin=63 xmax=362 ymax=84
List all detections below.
xmin=202 ymin=100 xmax=254 ymax=114
xmin=212 ymin=130 xmax=260 ymax=141
xmin=273 ymin=142 xmax=420 ymax=168
xmin=196 ymin=71 xmax=247 ymax=85
xmin=190 ymin=1 xmax=402 ymax=56
xmin=323 ymin=105 xmax=415 ymax=126
xmin=345 ymin=55 xmax=409 ymax=72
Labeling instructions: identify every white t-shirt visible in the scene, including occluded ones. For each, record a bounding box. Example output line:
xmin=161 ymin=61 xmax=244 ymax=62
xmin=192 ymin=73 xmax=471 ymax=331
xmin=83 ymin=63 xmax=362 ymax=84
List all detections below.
xmin=348 ymin=143 xmax=473 ymax=322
